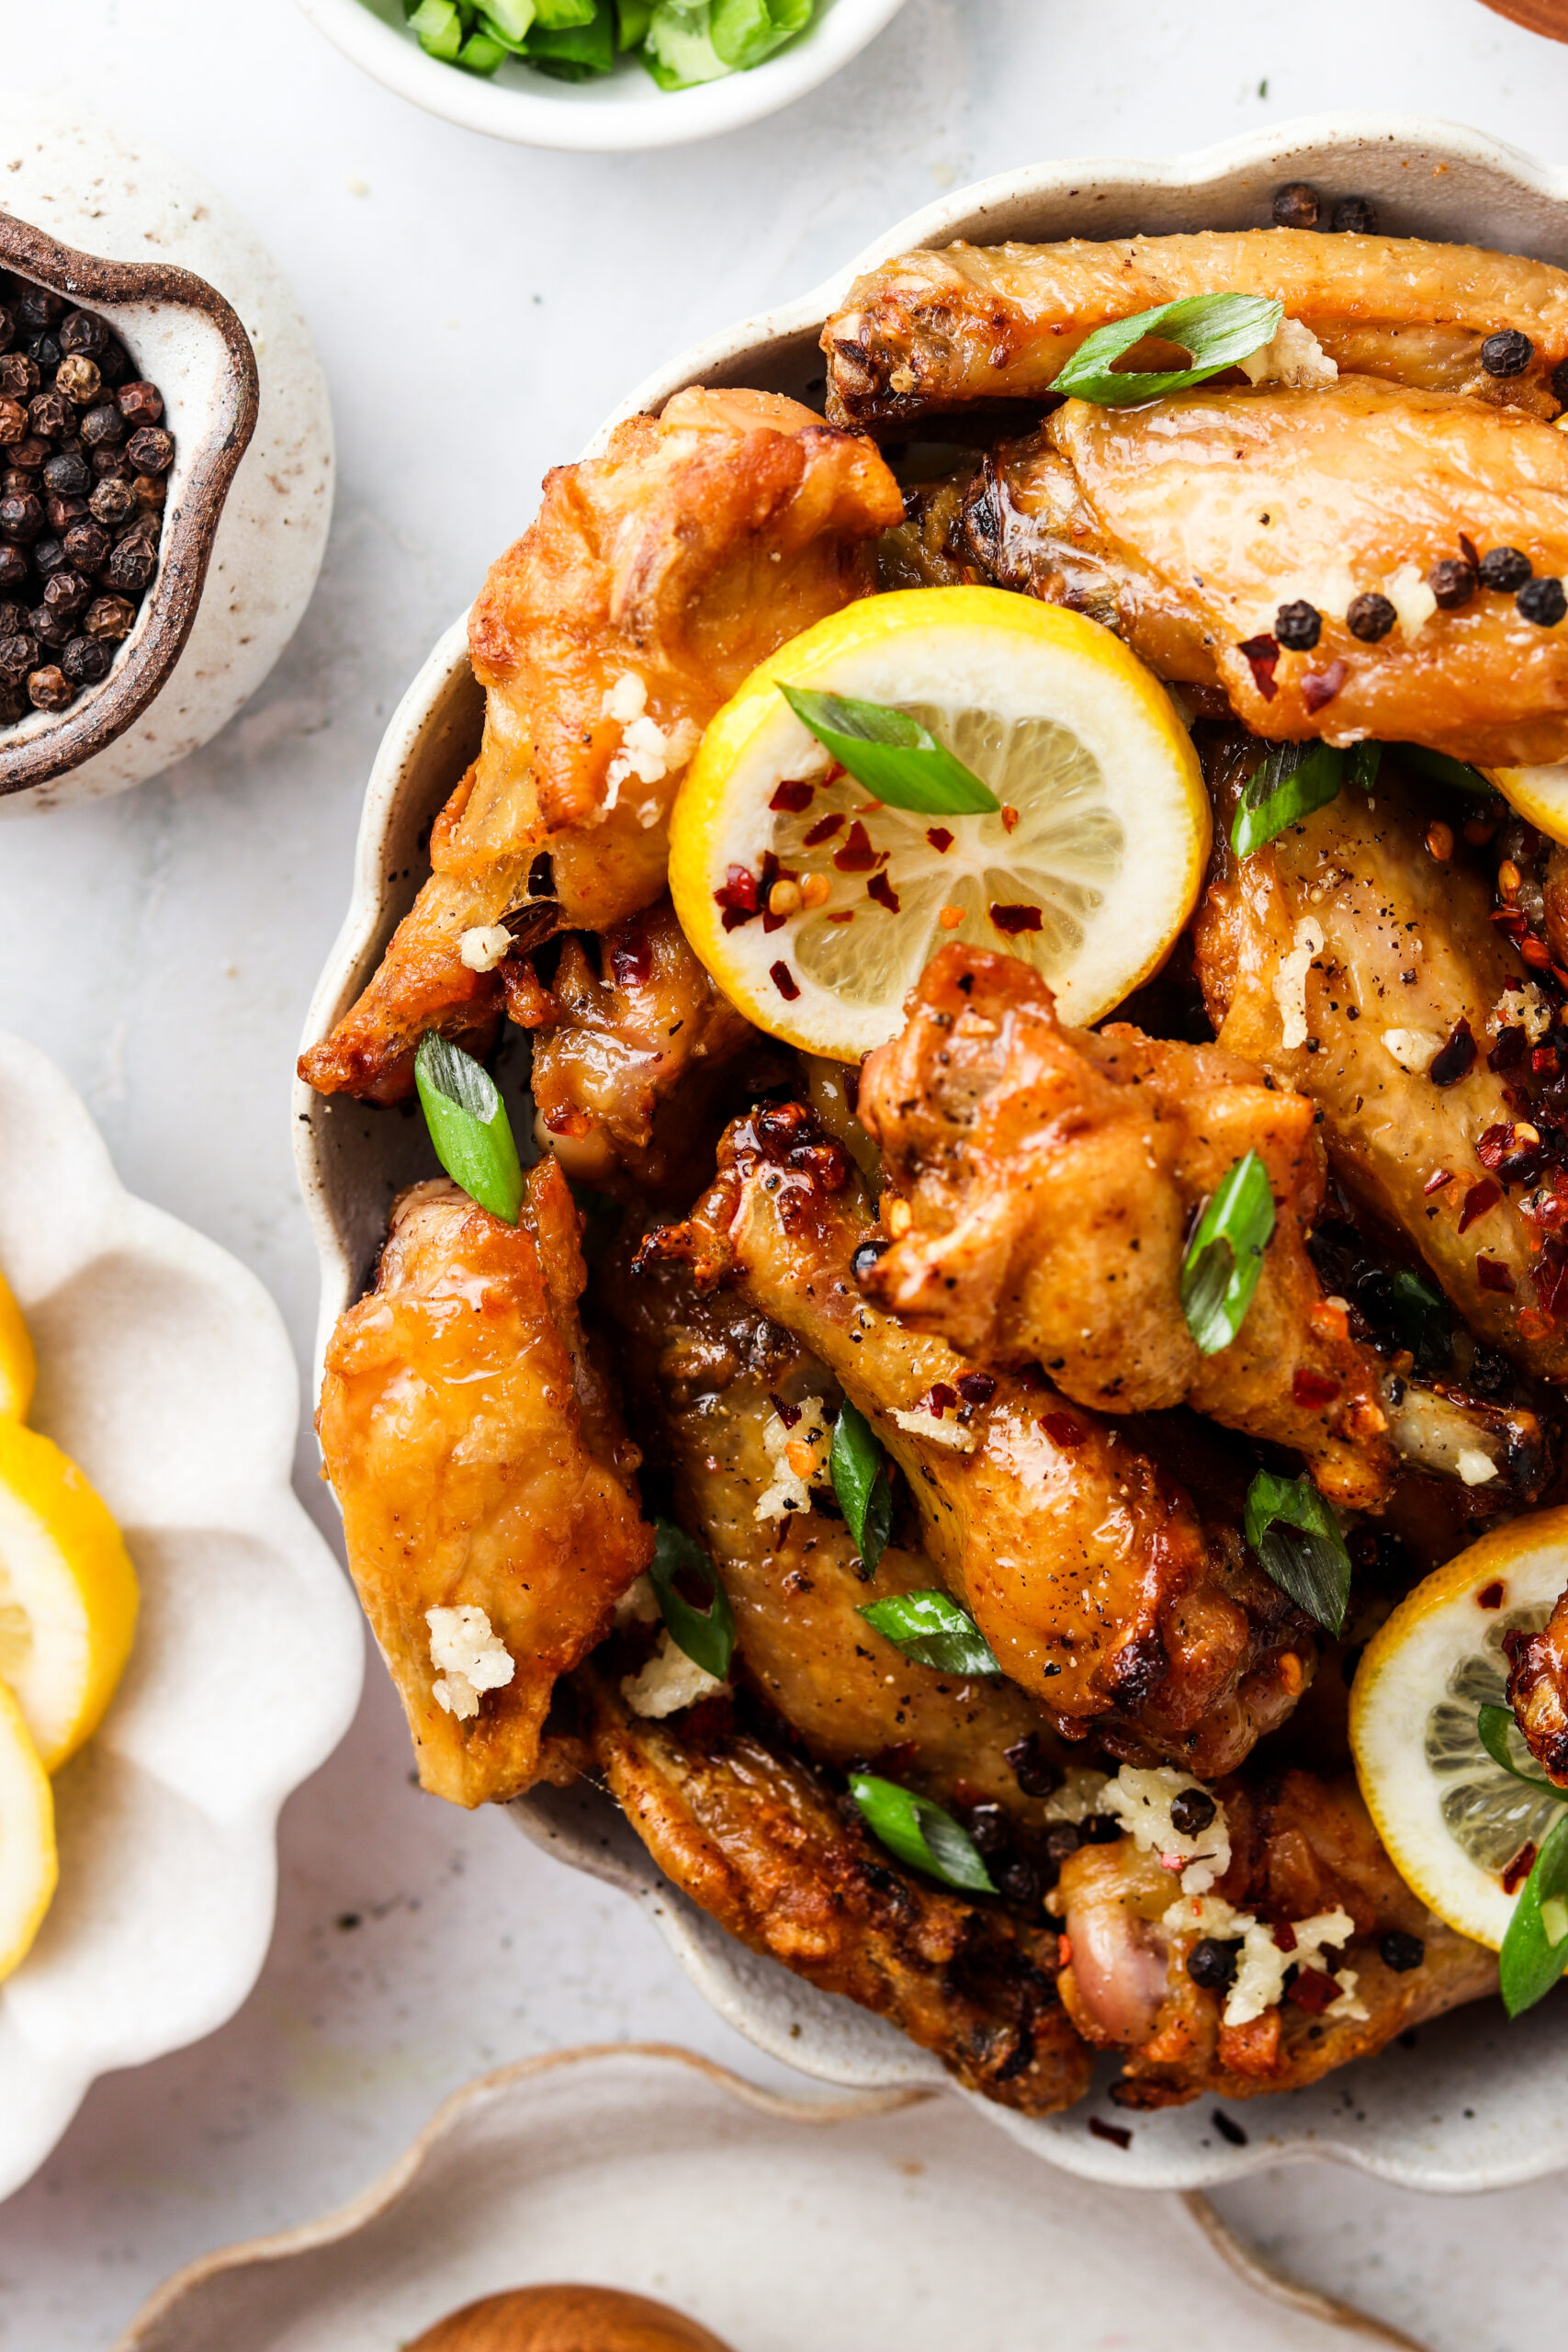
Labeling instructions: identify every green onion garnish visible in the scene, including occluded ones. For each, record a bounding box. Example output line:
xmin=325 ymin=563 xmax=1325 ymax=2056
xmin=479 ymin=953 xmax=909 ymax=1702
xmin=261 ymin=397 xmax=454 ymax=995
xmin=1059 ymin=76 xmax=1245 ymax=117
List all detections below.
xmin=648 ymin=1518 xmax=735 ymax=1680
xmin=1346 ymin=741 xmax=1382 ymax=796
xmin=1054 ymin=293 xmax=1284 ymax=408
xmin=528 ymin=0 xmax=615 ymax=75
xmin=407 ymin=0 xmax=466 ymax=58
xmin=858 ymin=1590 xmax=1000 ymax=1677
xmin=830 ymin=1399 xmax=892 ymax=1575
xmin=482 ymin=0 xmax=537 ymax=34
xmin=849 ymin=1771 xmax=997 ymax=1894
xmin=413 ymin=1034 xmax=525 ymax=1226
xmin=1501 ymin=1808 xmax=1568 ymax=2018
xmin=1179 ymin=1149 xmax=1276 ymax=1356
xmin=1243 ymin=1468 xmax=1353 ymax=1635
xmin=1387 ymin=1267 xmax=1452 ymax=1373
xmin=710 ymin=0 xmax=812 ymax=67
xmin=1230 ymin=740 xmax=1344 ymax=856
xmin=1477 ymin=1702 xmax=1564 ymax=1796
xmin=457 ymin=27 xmax=511 ymax=68
xmin=779 ymin=685 xmax=1002 ymax=817
xmin=615 ymin=0 xmax=653 ymax=39
xmin=1389 ymin=744 xmax=1498 ymax=798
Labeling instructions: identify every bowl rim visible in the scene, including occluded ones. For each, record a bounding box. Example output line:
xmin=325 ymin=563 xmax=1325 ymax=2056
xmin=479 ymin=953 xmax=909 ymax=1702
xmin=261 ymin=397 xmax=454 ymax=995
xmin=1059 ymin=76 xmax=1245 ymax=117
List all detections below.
xmin=0 ymin=209 xmax=260 ymax=798
xmin=288 ymin=0 xmax=911 ymax=153
xmin=295 ymin=109 xmax=1568 ymax=2193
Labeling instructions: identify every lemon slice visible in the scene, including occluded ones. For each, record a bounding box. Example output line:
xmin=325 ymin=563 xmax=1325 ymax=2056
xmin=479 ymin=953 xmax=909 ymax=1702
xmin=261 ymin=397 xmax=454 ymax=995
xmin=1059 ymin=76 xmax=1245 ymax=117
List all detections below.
xmin=0 ymin=1267 xmax=35 ymax=1421
xmin=1349 ymin=1508 xmax=1568 ymax=1950
xmin=669 ymin=586 xmax=1211 ymax=1059
xmin=1486 ymin=763 xmax=1568 ymax=845
xmin=0 ymin=1679 xmax=55 ymax=1983
xmin=0 ymin=1420 xmax=138 ymax=1773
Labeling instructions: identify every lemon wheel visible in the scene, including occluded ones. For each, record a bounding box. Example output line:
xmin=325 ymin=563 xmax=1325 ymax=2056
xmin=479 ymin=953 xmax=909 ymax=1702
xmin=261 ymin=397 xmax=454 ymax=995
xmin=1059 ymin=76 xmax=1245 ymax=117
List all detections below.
xmin=669 ymin=587 xmax=1211 ymax=1060
xmin=1486 ymin=764 xmax=1568 ymax=846
xmin=0 ymin=1420 xmax=139 ymax=1773
xmin=0 ymin=1679 xmax=55 ymax=1983
xmin=0 ymin=1267 xmax=34 ymax=1422
xmin=1350 ymin=1508 xmax=1568 ymax=1950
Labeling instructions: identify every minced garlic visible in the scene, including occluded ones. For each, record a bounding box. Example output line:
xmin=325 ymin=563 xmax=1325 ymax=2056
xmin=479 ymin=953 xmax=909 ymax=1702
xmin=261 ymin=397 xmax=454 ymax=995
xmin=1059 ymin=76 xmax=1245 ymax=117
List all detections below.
xmin=1385 ymin=564 xmax=1438 ymax=638
xmin=1160 ymin=1892 xmax=1368 ymax=2028
xmin=601 ymin=673 xmax=699 ymax=811
xmin=1490 ymin=982 xmax=1553 ymax=1045
xmin=427 ymin=1604 xmax=515 ymax=1722
xmin=1381 ymin=1027 xmax=1444 ymax=1075
xmin=891 ymin=1403 xmax=979 ymax=1451
xmin=755 ymin=1401 xmax=831 ymax=1522
xmin=457 ymin=923 xmax=513 ymax=973
xmin=1041 ymin=1766 xmax=1111 ymax=1824
xmin=1273 ymin=916 xmax=1324 ymax=1051
xmin=1238 ymin=317 xmax=1339 ymax=389
xmin=613 ymin=1573 xmax=660 ymax=1628
xmin=1103 ymin=1764 xmax=1231 ymax=1894
xmin=621 ymin=1627 xmax=728 ymax=1719
xmin=1457 ymin=1447 xmax=1500 ymax=1487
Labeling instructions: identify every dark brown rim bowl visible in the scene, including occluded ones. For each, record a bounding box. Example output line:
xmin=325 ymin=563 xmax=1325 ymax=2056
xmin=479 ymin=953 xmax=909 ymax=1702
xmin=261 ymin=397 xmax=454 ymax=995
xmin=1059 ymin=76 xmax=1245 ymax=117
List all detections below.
xmin=0 ymin=211 xmax=259 ymax=799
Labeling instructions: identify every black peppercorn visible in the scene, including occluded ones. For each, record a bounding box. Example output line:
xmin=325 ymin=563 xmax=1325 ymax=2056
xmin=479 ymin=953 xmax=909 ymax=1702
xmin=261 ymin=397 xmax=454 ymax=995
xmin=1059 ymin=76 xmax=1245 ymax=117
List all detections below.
xmin=1427 ymin=558 xmax=1477 ymax=610
xmin=42 ymin=446 xmax=90 ymax=499
xmin=58 ymin=309 xmax=108 ymax=360
xmin=26 ymin=662 xmax=71 ymax=710
xmin=88 ymin=477 xmax=135 ymax=526
xmin=45 ymin=495 xmax=87 ymax=534
xmin=15 ymin=286 xmax=65 ymax=333
xmin=84 ymin=594 xmax=136 ymax=641
xmin=28 ymin=604 xmax=73 ymax=649
xmin=62 ymin=517 xmax=110 ymax=572
xmin=1275 ymin=598 xmax=1322 ymax=650
xmin=1 ymin=471 xmax=37 ymax=500
xmin=0 ymin=306 xmax=13 ymax=357
xmin=24 ymin=333 xmax=62 ymax=376
xmin=117 ymin=379 xmax=164 ymax=428
xmin=96 ymin=337 xmax=131 ymax=388
xmin=0 ymin=682 xmax=24 ymax=725
xmin=1272 ymin=181 xmax=1320 ymax=230
xmin=126 ymin=425 xmax=173 ymax=475
xmin=0 ymin=602 xmax=25 ymax=636
xmin=131 ymin=473 xmax=166 ymax=511
xmin=1081 ymin=1813 xmax=1124 ymax=1845
xmin=0 ymin=395 xmax=24 ymax=447
xmin=966 ymin=1803 xmax=1010 ymax=1856
xmin=1481 ymin=328 xmax=1534 ymax=379
xmin=1331 ymin=195 xmax=1378 ymax=233
xmin=53 ymin=355 xmax=101 ymax=408
xmin=0 ymin=631 xmax=38 ymax=681
xmin=1348 ymin=591 xmax=1397 ymax=642
xmin=1169 ymin=1786 xmax=1218 ymax=1837
xmin=1478 ymin=545 xmax=1532 ymax=594
xmin=79 ymin=402 xmax=126 ymax=451
xmin=996 ymin=1856 xmax=1042 ymax=1908
xmin=0 ymin=354 xmax=39 ymax=401
xmin=0 ymin=492 xmax=44 ymax=543
xmin=8 ymin=436 xmax=48 ymax=474
xmin=103 ymin=537 xmax=157 ymax=594
xmin=61 ymin=633 xmax=112 ymax=687
xmin=90 ymin=446 xmax=132 ymax=482
xmin=1553 ymin=356 xmax=1568 ymax=410
xmin=1004 ymin=1730 xmax=1061 ymax=1798
xmin=1518 ymin=576 xmax=1568 ymax=628
xmin=1187 ymin=1938 xmax=1239 ymax=1992
xmin=0 ymin=545 xmax=28 ymax=594
xmin=1043 ymin=1822 xmax=1082 ymax=1865
xmin=31 ymin=537 xmax=67 ymax=577
xmin=1379 ymin=1929 xmax=1425 ymax=1973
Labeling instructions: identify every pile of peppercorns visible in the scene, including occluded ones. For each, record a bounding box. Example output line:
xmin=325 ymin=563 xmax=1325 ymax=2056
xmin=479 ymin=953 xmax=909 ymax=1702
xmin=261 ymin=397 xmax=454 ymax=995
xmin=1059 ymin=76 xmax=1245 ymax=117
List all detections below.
xmin=0 ymin=271 xmax=175 ymax=731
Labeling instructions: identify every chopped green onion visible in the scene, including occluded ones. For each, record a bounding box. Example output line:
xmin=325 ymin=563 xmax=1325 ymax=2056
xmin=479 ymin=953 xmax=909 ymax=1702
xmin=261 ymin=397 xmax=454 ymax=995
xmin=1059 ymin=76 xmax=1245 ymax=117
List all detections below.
xmin=615 ymin=0 xmax=653 ymax=39
xmin=1054 ymin=293 xmax=1284 ymax=408
xmin=849 ymin=1771 xmax=997 ymax=1894
xmin=1243 ymin=1468 xmax=1353 ymax=1635
xmin=413 ymin=1034 xmax=525 ymax=1226
xmin=481 ymin=0 xmax=536 ymax=34
xmin=779 ymin=684 xmax=1001 ymax=816
xmin=1179 ymin=1149 xmax=1276 ymax=1355
xmin=1388 ymin=743 xmax=1498 ymax=798
xmin=648 ymin=1518 xmax=735 ymax=1680
xmin=1230 ymin=740 xmax=1344 ymax=856
xmin=1346 ymin=741 xmax=1382 ymax=796
xmin=457 ymin=27 xmax=510 ymax=67
xmin=408 ymin=0 xmax=466 ymax=57
xmin=1477 ymin=1701 xmax=1568 ymax=1798
xmin=858 ymin=1590 xmax=1000 ymax=1677
xmin=709 ymin=0 xmax=811 ymax=66
xmin=533 ymin=0 xmax=596 ymax=19
xmin=1501 ymin=1808 xmax=1568 ymax=2017
xmin=1387 ymin=1267 xmax=1451 ymax=1373
xmin=641 ymin=0 xmax=730 ymax=81
xmin=830 ymin=1399 xmax=892 ymax=1574
xmin=528 ymin=0 xmax=615 ymax=73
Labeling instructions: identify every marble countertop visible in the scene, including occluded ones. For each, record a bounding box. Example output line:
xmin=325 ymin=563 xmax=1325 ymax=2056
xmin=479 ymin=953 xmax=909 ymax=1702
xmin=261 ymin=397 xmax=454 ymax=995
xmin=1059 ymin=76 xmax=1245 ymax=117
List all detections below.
xmin=2 ymin=0 xmax=1567 ymax=2343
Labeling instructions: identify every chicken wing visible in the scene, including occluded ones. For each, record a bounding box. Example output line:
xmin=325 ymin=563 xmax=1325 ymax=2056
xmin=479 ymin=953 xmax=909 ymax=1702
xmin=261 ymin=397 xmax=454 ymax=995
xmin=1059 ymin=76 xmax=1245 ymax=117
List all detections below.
xmin=580 ymin=1666 xmax=1092 ymax=2115
xmin=1506 ymin=1595 xmax=1568 ymax=1784
xmin=1056 ymin=1769 xmax=1495 ymax=2106
xmin=643 ymin=1104 xmax=1315 ymax=1775
xmin=300 ymin=390 xmax=903 ymax=1103
xmin=823 ymin=231 xmax=1568 ymax=428
xmin=317 ymin=1168 xmax=652 ymax=1806
xmin=858 ymin=944 xmax=1394 ymax=1509
xmin=959 ymin=383 xmax=1568 ymax=764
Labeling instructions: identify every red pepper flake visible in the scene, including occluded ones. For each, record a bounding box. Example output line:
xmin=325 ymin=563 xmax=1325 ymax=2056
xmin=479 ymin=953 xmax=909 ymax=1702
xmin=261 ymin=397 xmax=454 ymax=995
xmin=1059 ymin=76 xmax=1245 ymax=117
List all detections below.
xmin=1534 ymin=1046 xmax=1561 ymax=1076
xmin=769 ymin=959 xmax=800 ymax=1002
xmin=1272 ymin=1920 xmax=1299 ymax=1952
xmin=610 ymin=931 xmax=654 ymax=989
xmin=1301 ymin=659 xmax=1348 ymax=714
xmin=1041 ymin=1411 xmax=1086 ymax=1448
xmin=1537 ymin=1237 xmax=1568 ymax=1319
xmin=867 ymin=870 xmax=901 ymax=913
xmin=768 ymin=1393 xmax=802 ymax=1429
xmin=804 ymin=812 xmax=843 ymax=848
xmin=714 ymin=863 xmax=759 ymax=917
xmin=1428 ymin=1018 xmax=1477 ymax=1088
xmin=990 ymin=902 xmax=1043 ymax=935
xmin=926 ymin=826 xmax=954 ymax=854
xmin=1288 ymin=1968 xmax=1340 ymax=2017
xmin=1490 ymin=906 xmax=1530 ymax=942
xmin=770 ymin=779 xmax=816 ymax=813
xmin=1459 ymin=1178 xmax=1502 ymax=1233
xmin=828 ymin=910 xmax=855 ymax=924
xmin=544 ymin=1106 xmax=594 ymax=1138
xmin=1477 ymin=1255 xmax=1516 ymax=1292
xmin=1475 ymin=1125 xmax=1516 ymax=1170
xmin=1001 ymin=803 xmax=1020 ymax=834
xmin=927 ymin=1381 xmax=959 ymax=1416
xmin=1292 ymin=1367 xmax=1340 ymax=1408
xmin=1477 ymin=1578 xmax=1506 ymax=1610
xmin=1423 ymin=1166 xmax=1453 ymax=1196
xmin=833 ymin=820 xmax=880 ymax=874
xmin=956 ymin=1371 xmax=997 ymax=1405
xmin=1502 ymin=1841 xmax=1539 ymax=1896
xmin=1238 ymin=631 xmax=1280 ymax=700
xmin=1088 ymin=2117 xmax=1133 ymax=2149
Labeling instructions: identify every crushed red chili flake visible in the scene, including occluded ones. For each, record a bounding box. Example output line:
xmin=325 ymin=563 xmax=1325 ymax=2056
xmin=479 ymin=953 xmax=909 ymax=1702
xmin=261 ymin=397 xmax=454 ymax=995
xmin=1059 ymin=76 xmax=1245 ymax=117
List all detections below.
xmin=769 ymin=959 xmax=800 ymax=1001
xmin=1428 ymin=1019 xmax=1477 ymax=1087
xmin=1288 ymin=1969 xmax=1340 ymax=2017
xmin=1537 ymin=1236 xmax=1568 ymax=1319
xmin=804 ymin=811 xmax=843 ymax=847
xmin=1477 ymin=1256 xmax=1516 ymax=1292
xmin=610 ymin=928 xmax=653 ymax=989
xmin=770 ymin=779 xmax=816 ymax=813
xmin=926 ymin=825 xmax=954 ymax=854
xmin=715 ymin=863 xmax=759 ymax=912
xmin=991 ymin=902 xmax=1043 ymax=935
xmin=828 ymin=910 xmax=854 ymax=924
xmin=1490 ymin=906 xmax=1530 ymax=942
xmin=867 ymin=869 xmax=901 ymax=913
xmin=545 ymin=1105 xmax=594 ymax=1138
xmin=1503 ymin=1841 xmax=1539 ymax=1895
xmin=1292 ymin=1367 xmax=1340 ymax=1408
xmin=1534 ymin=1046 xmax=1561 ymax=1075
xmin=1459 ymin=1178 xmax=1502 ymax=1233
xmin=1238 ymin=631 xmax=1280 ymax=698
xmin=1301 ymin=659 xmax=1348 ymax=714
xmin=1272 ymin=1921 xmax=1299 ymax=1952
xmin=956 ymin=1371 xmax=997 ymax=1405
xmin=1423 ymin=1167 xmax=1453 ymax=1195
xmin=1041 ymin=1411 xmax=1086 ymax=1447
xmin=1477 ymin=1578 xmax=1506 ymax=1610
xmin=927 ymin=1381 xmax=959 ymax=1416
xmin=1488 ymin=1025 xmax=1529 ymax=1075
xmin=834 ymin=820 xmax=880 ymax=874
xmin=1088 ymin=2117 xmax=1133 ymax=2149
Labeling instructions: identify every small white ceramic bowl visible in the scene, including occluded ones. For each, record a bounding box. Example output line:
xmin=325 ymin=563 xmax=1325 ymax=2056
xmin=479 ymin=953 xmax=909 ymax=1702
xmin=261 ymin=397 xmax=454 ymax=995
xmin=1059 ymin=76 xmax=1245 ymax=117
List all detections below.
xmin=0 ymin=1031 xmax=363 ymax=2205
xmin=291 ymin=0 xmax=910 ymax=152
xmin=299 ymin=112 xmax=1568 ymax=2194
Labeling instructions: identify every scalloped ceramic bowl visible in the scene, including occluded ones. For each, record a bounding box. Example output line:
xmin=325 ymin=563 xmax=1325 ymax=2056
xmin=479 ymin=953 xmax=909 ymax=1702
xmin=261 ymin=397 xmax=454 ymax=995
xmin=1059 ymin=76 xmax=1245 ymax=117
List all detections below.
xmin=0 ymin=1030 xmax=362 ymax=2204
xmin=298 ymin=114 xmax=1568 ymax=2194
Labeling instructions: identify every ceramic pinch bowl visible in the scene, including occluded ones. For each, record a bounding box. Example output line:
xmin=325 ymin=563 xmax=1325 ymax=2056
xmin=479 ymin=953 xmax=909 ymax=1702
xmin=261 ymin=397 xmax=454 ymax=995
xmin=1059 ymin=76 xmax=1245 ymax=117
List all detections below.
xmin=299 ymin=111 xmax=1568 ymax=2198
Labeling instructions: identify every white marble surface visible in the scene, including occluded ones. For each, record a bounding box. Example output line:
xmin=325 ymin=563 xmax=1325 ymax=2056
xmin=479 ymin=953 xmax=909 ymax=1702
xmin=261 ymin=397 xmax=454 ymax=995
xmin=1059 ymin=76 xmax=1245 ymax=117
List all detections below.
xmin=1 ymin=0 xmax=1568 ymax=2344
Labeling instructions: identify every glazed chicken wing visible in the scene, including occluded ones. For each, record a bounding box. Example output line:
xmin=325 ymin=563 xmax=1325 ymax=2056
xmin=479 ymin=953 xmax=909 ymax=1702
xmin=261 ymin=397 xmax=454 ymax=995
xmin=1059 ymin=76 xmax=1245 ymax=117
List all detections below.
xmin=300 ymin=390 xmax=902 ymax=1102
xmin=859 ymin=944 xmax=1394 ymax=1509
xmin=824 ymin=230 xmax=1568 ymax=427
xmin=1506 ymin=1593 xmax=1568 ymax=1784
xmin=581 ymin=1667 xmax=1092 ymax=2115
xmin=317 ymin=1168 xmax=651 ymax=1806
xmin=645 ymin=1104 xmax=1315 ymax=1775
xmin=1056 ymin=1769 xmax=1495 ymax=2107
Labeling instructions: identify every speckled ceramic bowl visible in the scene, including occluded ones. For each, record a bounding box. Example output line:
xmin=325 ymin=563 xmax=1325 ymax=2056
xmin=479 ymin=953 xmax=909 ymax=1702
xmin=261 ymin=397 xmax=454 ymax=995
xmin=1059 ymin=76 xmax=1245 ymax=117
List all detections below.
xmin=299 ymin=113 xmax=1568 ymax=2194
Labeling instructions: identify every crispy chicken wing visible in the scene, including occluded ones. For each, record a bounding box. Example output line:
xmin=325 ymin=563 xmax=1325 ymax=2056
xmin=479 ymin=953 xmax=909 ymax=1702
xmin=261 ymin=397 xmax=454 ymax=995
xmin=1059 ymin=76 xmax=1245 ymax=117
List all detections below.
xmin=859 ymin=944 xmax=1394 ymax=1509
xmin=1056 ymin=1770 xmax=1495 ymax=2106
xmin=824 ymin=231 xmax=1568 ymax=428
xmin=644 ymin=1105 xmax=1315 ymax=1775
xmin=1506 ymin=1593 xmax=1568 ymax=1784
xmin=960 ymin=383 xmax=1568 ymax=764
xmin=300 ymin=390 xmax=902 ymax=1103
xmin=580 ymin=1667 xmax=1092 ymax=2114
xmin=317 ymin=1168 xmax=652 ymax=1805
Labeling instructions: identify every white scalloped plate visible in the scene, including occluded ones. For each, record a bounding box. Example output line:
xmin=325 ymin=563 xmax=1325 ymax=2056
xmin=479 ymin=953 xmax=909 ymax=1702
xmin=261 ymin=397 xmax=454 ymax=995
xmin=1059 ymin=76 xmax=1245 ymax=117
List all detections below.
xmin=297 ymin=114 xmax=1568 ymax=2194
xmin=0 ymin=1030 xmax=363 ymax=2204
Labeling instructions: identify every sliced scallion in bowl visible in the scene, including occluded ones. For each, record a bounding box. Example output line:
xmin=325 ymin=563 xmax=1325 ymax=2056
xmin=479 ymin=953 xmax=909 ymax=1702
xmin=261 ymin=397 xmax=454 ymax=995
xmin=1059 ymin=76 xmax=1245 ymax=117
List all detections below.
xmin=399 ymin=0 xmax=818 ymax=85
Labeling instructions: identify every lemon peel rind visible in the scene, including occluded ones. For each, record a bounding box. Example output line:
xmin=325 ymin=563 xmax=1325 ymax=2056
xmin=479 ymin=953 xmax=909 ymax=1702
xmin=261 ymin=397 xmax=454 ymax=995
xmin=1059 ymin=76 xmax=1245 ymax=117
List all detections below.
xmin=0 ymin=1679 xmax=55 ymax=1984
xmin=0 ymin=1419 xmax=139 ymax=1774
xmin=0 ymin=1271 xmax=35 ymax=1423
